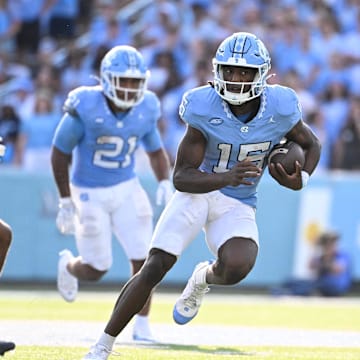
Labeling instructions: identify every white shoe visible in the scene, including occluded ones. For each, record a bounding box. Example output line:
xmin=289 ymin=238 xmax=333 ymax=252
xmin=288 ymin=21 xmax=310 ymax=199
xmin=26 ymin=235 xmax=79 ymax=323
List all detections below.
xmin=82 ymin=344 xmax=111 ymax=360
xmin=132 ymin=325 xmax=155 ymax=343
xmin=57 ymin=249 xmax=78 ymax=302
xmin=173 ymin=261 xmax=210 ymax=325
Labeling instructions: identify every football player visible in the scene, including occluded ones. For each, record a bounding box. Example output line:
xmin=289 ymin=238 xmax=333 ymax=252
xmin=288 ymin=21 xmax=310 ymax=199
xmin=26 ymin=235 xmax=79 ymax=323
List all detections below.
xmin=82 ymin=32 xmax=321 ymax=360
xmin=0 ymin=138 xmax=16 ymax=356
xmin=51 ymin=45 xmax=172 ymax=343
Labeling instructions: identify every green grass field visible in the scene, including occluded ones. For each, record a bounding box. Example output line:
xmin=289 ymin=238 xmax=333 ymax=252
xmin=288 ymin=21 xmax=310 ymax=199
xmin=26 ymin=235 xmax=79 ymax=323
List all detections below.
xmin=1 ymin=289 xmax=359 ymax=359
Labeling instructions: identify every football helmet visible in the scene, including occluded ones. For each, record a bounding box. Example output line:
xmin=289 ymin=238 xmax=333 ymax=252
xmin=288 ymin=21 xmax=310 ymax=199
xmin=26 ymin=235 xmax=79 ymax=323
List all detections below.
xmin=213 ymin=32 xmax=271 ymax=105
xmin=100 ymin=45 xmax=150 ymax=109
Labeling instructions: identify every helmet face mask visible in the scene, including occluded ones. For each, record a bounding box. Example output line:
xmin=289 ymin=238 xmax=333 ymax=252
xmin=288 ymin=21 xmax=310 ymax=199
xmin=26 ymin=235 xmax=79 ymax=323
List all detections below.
xmin=213 ymin=32 xmax=271 ymax=105
xmin=100 ymin=45 xmax=150 ymax=109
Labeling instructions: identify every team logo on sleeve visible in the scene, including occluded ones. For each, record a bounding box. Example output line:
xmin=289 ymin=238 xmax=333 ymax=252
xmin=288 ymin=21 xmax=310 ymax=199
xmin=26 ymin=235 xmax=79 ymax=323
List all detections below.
xmin=209 ymin=118 xmax=223 ymax=125
xmin=179 ymin=95 xmax=189 ymax=117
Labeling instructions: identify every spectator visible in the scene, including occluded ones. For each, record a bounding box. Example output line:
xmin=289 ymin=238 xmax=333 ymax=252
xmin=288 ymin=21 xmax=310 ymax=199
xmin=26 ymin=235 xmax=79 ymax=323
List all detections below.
xmin=5 ymin=76 xmax=34 ymax=121
xmin=0 ymin=1 xmax=359 ymax=175
xmin=88 ymin=0 xmax=132 ymax=53
xmin=320 ymin=79 xmax=350 ymax=147
xmin=272 ymin=231 xmax=352 ymax=297
xmin=48 ymin=0 xmax=80 ymax=44
xmin=0 ymin=104 xmax=20 ymax=164
xmin=13 ymin=0 xmax=54 ymax=61
xmin=0 ymin=0 xmax=21 ymax=57
xmin=147 ymin=50 xmax=183 ymax=98
xmin=306 ymin=110 xmax=331 ymax=172
xmin=60 ymin=47 xmax=93 ymax=95
xmin=332 ymin=96 xmax=360 ymax=170
xmin=15 ymin=90 xmax=60 ymax=172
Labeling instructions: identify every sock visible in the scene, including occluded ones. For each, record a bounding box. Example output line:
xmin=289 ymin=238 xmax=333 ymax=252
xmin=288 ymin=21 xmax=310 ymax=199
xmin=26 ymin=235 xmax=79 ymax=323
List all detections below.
xmin=198 ymin=265 xmax=209 ymax=286
xmin=133 ymin=315 xmax=153 ymax=339
xmin=134 ymin=314 xmax=149 ymax=329
xmin=98 ymin=332 xmax=116 ymax=350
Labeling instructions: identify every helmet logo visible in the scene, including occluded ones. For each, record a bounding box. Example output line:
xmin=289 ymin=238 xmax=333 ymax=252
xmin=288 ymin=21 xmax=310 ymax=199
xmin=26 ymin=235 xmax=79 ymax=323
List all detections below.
xmin=217 ymin=47 xmax=225 ymax=57
xmin=256 ymin=40 xmax=270 ymax=62
xmin=233 ymin=36 xmax=251 ymax=58
xmin=126 ymin=51 xmax=139 ymax=73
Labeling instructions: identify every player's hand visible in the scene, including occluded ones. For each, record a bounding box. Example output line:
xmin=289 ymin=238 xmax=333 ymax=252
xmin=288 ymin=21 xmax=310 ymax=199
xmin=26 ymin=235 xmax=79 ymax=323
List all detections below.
xmin=56 ymin=197 xmax=76 ymax=235
xmin=268 ymin=161 xmax=302 ymax=190
xmin=0 ymin=137 xmax=6 ymax=159
xmin=225 ymin=160 xmax=261 ymax=187
xmin=156 ymin=179 xmax=173 ymax=206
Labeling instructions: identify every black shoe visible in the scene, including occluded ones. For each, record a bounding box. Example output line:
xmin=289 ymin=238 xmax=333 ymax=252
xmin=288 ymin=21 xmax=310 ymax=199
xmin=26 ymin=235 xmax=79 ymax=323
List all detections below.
xmin=0 ymin=341 xmax=15 ymax=356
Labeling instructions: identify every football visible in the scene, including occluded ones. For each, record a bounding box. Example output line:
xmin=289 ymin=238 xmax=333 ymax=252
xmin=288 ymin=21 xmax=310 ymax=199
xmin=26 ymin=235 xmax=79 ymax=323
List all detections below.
xmin=268 ymin=141 xmax=305 ymax=174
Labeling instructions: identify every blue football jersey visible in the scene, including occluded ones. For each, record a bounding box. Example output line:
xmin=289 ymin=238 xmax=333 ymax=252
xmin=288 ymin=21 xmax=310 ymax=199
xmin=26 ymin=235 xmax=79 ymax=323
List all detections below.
xmin=53 ymin=85 xmax=163 ymax=187
xmin=179 ymin=84 xmax=302 ymax=207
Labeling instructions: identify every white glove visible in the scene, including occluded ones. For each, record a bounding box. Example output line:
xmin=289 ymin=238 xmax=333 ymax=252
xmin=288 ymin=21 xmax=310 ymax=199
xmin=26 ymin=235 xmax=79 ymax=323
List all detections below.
xmin=156 ymin=179 xmax=173 ymax=206
xmin=0 ymin=137 xmax=5 ymax=158
xmin=56 ymin=197 xmax=76 ymax=235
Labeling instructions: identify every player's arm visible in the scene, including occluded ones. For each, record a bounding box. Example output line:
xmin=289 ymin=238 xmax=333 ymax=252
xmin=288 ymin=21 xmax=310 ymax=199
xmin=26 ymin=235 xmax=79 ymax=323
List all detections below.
xmin=51 ymin=112 xmax=84 ymax=197
xmin=173 ymin=125 xmax=261 ymax=193
xmin=143 ymin=124 xmax=173 ymax=205
xmin=143 ymin=124 xmax=171 ymax=182
xmin=147 ymin=148 xmax=171 ymax=182
xmin=269 ymin=120 xmax=321 ymax=190
xmin=51 ymin=147 xmax=72 ymax=198
xmin=285 ymin=120 xmax=321 ymax=176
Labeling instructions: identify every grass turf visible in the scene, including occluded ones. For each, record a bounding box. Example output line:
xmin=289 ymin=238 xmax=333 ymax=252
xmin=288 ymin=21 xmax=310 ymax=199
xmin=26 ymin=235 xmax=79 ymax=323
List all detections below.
xmin=1 ymin=290 xmax=359 ymax=359
xmin=1 ymin=292 xmax=359 ymax=331
xmin=5 ymin=345 xmax=360 ymax=360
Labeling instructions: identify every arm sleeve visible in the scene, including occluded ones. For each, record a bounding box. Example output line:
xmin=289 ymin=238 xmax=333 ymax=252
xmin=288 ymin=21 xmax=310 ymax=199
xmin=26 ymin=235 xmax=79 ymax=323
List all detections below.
xmin=141 ymin=91 xmax=163 ymax=152
xmin=52 ymin=112 xmax=84 ymax=154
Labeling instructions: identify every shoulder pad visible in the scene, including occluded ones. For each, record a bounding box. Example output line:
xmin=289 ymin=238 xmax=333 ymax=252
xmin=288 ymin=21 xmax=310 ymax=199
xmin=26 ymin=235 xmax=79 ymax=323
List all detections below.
xmin=63 ymin=86 xmax=102 ymax=117
xmin=142 ymin=90 xmax=160 ymax=113
xmin=63 ymin=87 xmax=84 ymax=117
xmin=179 ymin=85 xmax=213 ymax=119
xmin=274 ymin=85 xmax=301 ymax=116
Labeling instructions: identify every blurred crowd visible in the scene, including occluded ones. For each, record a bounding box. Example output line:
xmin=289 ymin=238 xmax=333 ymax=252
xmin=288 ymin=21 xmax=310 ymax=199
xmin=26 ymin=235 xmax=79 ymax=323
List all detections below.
xmin=0 ymin=0 xmax=360 ymax=172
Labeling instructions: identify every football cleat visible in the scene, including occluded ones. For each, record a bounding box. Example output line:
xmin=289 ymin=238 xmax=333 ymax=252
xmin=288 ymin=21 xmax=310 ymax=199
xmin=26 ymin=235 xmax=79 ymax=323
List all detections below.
xmin=0 ymin=341 xmax=15 ymax=356
xmin=82 ymin=344 xmax=111 ymax=360
xmin=57 ymin=249 xmax=78 ymax=302
xmin=132 ymin=315 xmax=155 ymax=342
xmin=132 ymin=333 xmax=156 ymax=343
xmin=132 ymin=325 xmax=155 ymax=343
xmin=173 ymin=261 xmax=210 ymax=325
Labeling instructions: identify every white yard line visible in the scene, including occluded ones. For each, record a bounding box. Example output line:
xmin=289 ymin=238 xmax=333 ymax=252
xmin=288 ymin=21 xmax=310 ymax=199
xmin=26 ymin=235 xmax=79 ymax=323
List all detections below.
xmin=1 ymin=320 xmax=360 ymax=348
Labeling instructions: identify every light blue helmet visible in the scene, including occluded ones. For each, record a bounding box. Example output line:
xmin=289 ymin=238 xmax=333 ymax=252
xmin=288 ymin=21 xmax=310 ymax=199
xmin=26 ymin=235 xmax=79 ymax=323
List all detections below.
xmin=212 ymin=32 xmax=271 ymax=105
xmin=100 ymin=45 xmax=150 ymax=109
